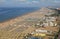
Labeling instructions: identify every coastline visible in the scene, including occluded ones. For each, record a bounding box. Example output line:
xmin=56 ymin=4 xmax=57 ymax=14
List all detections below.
xmin=0 ymin=9 xmax=43 ymax=27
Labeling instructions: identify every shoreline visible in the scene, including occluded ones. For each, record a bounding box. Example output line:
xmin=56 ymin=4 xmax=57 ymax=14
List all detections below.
xmin=0 ymin=9 xmax=41 ymax=27
xmin=0 ymin=9 xmax=39 ymax=23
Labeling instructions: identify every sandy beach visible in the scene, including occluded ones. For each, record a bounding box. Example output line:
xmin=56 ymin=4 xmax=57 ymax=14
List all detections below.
xmin=0 ymin=10 xmax=45 ymax=27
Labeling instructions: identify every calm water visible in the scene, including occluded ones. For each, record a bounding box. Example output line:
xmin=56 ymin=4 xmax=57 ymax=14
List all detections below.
xmin=0 ymin=7 xmax=39 ymax=22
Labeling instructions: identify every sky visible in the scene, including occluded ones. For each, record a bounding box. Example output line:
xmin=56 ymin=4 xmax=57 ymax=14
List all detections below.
xmin=0 ymin=0 xmax=60 ymax=7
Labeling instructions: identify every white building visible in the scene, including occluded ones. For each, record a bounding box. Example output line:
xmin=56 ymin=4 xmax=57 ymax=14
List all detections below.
xmin=36 ymin=29 xmax=48 ymax=33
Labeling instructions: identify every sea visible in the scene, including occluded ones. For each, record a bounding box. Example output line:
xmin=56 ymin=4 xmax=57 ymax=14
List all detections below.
xmin=0 ymin=7 xmax=40 ymax=22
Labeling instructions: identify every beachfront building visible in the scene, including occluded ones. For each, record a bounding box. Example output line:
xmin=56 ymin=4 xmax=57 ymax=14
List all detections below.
xmin=34 ymin=16 xmax=57 ymax=27
xmin=25 ymin=16 xmax=57 ymax=27
xmin=43 ymin=16 xmax=57 ymax=26
xmin=23 ymin=29 xmax=56 ymax=39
